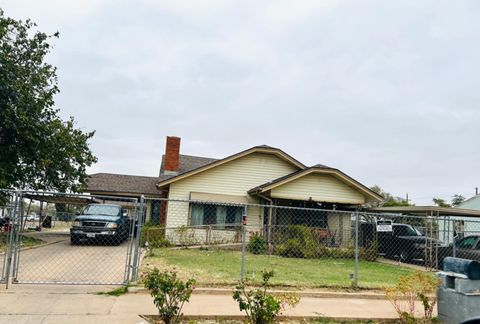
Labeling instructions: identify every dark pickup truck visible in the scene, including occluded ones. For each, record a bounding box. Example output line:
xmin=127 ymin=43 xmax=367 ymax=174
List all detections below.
xmin=70 ymin=204 xmax=131 ymax=245
xmin=361 ymin=222 xmax=438 ymax=262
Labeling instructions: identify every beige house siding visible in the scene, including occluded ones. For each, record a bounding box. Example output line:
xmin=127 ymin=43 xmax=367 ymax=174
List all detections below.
xmin=326 ymin=212 xmax=352 ymax=247
xmin=270 ymin=173 xmax=366 ymax=204
xmin=166 ymin=152 xmax=299 ymax=228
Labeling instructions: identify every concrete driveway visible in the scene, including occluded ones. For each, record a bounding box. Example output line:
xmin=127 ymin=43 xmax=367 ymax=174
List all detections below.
xmin=13 ymin=234 xmax=131 ymax=284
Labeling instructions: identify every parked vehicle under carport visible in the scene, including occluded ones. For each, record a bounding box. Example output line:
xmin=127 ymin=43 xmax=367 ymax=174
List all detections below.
xmin=70 ymin=204 xmax=131 ymax=245
xmin=361 ymin=221 xmax=440 ymax=262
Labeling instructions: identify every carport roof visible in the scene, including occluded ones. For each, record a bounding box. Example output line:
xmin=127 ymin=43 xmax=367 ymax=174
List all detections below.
xmin=23 ymin=193 xmax=96 ymax=205
xmin=369 ymin=206 xmax=480 ymax=217
xmin=22 ymin=192 xmax=140 ymax=207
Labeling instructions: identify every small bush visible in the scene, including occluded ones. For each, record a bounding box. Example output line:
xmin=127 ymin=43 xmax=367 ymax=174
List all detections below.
xmin=247 ymin=232 xmax=267 ymax=254
xmin=141 ymin=224 xmax=172 ymax=248
xmin=273 ymin=225 xmax=378 ymax=261
xmin=275 ymin=238 xmax=307 ymax=258
xmin=142 ymin=268 xmax=196 ymax=324
xmin=233 ymin=270 xmax=299 ymax=324
xmin=275 ymin=225 xmax=317 ymax=258
xmin=385 ymin=271 xmax=439 ymax=323
xmin=359 ymin=242 xmax=378 ymax=262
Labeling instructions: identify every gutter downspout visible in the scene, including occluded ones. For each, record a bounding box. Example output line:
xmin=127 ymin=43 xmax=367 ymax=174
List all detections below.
xmin=257 ymin=192 xmax=274 ymax=255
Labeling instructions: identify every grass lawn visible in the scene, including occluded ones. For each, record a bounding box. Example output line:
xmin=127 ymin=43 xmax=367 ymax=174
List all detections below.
xmin=0 ymin=232 xmax=45 ymax=252
xmin=143 ymin=248 xmax=416 ymax=289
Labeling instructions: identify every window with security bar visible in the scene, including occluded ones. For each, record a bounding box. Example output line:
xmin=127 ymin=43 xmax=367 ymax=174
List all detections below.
xmin=189 ymin=203 xmax=243 ymax=228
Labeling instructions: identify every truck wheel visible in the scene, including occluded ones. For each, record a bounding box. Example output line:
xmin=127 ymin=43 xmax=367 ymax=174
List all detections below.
xmin=399 ymin=250 xmax=412 ymax=263
xmin=70 ymin=236 xmax=80 ymax=245
xmin=110 ymin=237 xmax=122 ymax=246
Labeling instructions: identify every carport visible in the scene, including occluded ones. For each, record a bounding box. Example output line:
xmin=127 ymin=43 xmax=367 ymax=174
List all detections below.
xmin=21 ymin=193 xmax=96 ymax=230
xmin=368 ymin=205 xmax=480 ymax=245
xmin=21 ymin=192 xmax=140 ymax=231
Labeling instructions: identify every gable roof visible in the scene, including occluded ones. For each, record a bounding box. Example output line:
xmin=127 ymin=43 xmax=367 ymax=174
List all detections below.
xmin=156 ymin=145 xmax=306 ymax=188
xmin=87 ymin=173 xmax=168 ymax=196
xmin=159 ymin=154 xmax=218 ymax=176
xmin=248 ymin=165 xmax=384 ymax=203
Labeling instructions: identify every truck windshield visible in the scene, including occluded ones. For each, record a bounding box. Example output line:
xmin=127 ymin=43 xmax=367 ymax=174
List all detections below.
xmin=394 ymin=225 xmax=422 ymax=237
xmin=82 ymin=205 xmax=120 ymax=216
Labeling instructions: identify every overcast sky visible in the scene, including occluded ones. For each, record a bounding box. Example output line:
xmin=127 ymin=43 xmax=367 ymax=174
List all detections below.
xmin=3 ymin=1 xmax=480 ymax=205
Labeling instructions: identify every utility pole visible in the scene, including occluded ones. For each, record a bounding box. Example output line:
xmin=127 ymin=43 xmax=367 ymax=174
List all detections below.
xmin=406 ymin=193 xmax=409 ymax=204
xmin=476 ymin=187 xmax=478 ymax=196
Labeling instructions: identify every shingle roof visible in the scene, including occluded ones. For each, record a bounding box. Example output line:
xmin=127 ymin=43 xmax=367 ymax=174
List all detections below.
xmin=87 ymin=154 xmax=218 ymax=196
xmin=86 ymin=173 xmax=170 ymax=196
xmin=311 ymin=163 xmax=330 ymax=168
xmin=159 ymin=154 xmax=218 ymax=176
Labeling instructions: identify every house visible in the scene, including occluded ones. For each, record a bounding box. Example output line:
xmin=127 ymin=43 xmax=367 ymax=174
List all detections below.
xmin=459 ymin=194 xmax=480 ymax=210
xmin=446 ymin=194 xmax=480 ymax=241
xmin=87 ymin=136 xmax=383 ymax=244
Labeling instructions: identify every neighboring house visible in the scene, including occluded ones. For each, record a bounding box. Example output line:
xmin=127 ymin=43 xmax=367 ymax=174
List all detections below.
xmin=447 ymin=195 xmax=480 ymax=241
xmin=459 ymin=195 xmax=480 ymax=210
xmin=87 ymin=136 xmax=383 ymax=243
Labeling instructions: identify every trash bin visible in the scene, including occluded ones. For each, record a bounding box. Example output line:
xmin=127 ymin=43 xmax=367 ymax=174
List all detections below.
xmin=437 ymin=257 xmax=480 ymax=324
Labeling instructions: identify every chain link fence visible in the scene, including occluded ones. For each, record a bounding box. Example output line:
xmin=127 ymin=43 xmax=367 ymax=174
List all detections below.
xmin=138 ymin=198 xmax=480 ymax=288
xmin=2 ymin=192 xmax=480 ymax=288
xmin=0 ymin=191 xmax=18 ymax=283
xmin=0 ymin=190 xmax=145 ymax=286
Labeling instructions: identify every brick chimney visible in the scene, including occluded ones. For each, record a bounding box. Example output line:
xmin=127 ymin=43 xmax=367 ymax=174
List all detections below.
xmin=163 ymin=136 xmax=181 ymax=175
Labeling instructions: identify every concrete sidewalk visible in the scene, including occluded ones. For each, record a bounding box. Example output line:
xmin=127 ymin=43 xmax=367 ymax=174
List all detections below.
xmin=0 ymin=285 xmax=429 ymax=323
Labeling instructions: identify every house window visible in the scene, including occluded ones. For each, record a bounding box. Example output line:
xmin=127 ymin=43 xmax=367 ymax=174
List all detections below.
xmin=190 ymin=203 xmax=244 ymax=228
xmin=151 ymin=200 xmax=161 ymax=224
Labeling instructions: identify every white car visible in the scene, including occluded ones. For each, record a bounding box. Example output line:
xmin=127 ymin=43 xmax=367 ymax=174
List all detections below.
xmin=26 ymin=214 xmax=40 ymax=221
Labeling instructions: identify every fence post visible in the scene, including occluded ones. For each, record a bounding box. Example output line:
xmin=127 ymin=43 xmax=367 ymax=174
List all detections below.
xmin=4 ymin=191 xmax=19 ymax=289
xmin=11 ymin=190 xmax=23 ymax=284
xmin=240 ymin=206 xmax=247 ymax=282
xmin=354 ymin=212 xmax=359 ymax=288
xmin=452 ymin=217 xmax=456 ymax=258
xmin=131 ymin=195 xmax=145 ymax=282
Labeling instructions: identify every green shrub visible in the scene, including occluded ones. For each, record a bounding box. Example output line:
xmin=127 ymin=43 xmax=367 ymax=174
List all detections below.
xmin=141 ymin=223 xmax=172 ymax=248
xmin=275 ymin=238 xmax=307 ymax=258
xmin=385 ymin=271 xmax=439 ymax=323
xmin=233 ymin=270 xmax=299 ymax=324
xmin=247 ymin=232 xmax=267 ymax=254
xmin=142 ymin=268 xmax=196 ymax=324
xmin=149 ymin=237 xmax=172 ymax=248
xmin=273 ymin=225 xmax=378 ymax=261
xmin=359 ymin=242 xmax=378 ymax=262
xmin=280 ymin=225 xmax=316 ymax=244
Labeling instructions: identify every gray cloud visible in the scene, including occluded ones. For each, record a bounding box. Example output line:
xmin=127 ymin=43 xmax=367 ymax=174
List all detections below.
xmin=3 ymin=0 xmax=480 ymax=204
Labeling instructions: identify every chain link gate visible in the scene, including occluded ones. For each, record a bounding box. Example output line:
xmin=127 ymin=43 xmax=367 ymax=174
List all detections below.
xmin=0 ymin=191 xmax=20 ymax=284
xmin=0 ymin=190 xmax=145 ymax=287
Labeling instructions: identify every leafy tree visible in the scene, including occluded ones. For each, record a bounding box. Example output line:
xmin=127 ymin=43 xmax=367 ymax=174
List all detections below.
xmin=0 ymin=9 xmax=96 ymax=200
xmin=370 ymin=185 xmax=411 ymax=207
xmin=451 ymin=194 xmax=465 ymax=207
xmin=432 ymin=198 xmax=451 ymax=208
